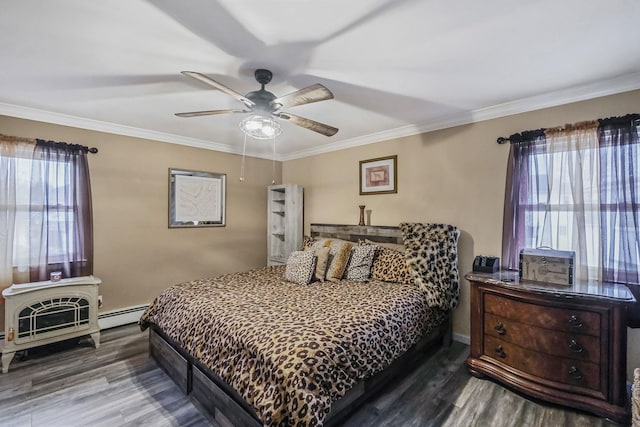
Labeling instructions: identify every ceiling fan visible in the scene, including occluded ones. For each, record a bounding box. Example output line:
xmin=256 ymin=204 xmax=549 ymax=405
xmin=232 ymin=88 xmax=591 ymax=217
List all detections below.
xmin=175 ymin=69 xmax=338 ymax=137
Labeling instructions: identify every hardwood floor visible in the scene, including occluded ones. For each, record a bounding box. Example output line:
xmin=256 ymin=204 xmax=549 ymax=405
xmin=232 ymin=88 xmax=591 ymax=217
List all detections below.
xmin=0 ymin=324 xmax=618 ymax=426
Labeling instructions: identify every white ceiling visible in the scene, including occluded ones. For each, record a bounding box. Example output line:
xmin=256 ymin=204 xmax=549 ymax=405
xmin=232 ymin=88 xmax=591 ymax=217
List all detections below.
xmin=1 ymin=0 xmax=640 ymax=160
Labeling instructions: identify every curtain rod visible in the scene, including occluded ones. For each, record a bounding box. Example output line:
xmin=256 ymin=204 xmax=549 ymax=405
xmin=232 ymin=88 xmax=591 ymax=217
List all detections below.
xmin=36 ymin=139 xmax=98 ymax=154
xmin=496 ymin=129 xmax=545 ymax=145
xmin=496 ymin=114 xmax=640 ymax=145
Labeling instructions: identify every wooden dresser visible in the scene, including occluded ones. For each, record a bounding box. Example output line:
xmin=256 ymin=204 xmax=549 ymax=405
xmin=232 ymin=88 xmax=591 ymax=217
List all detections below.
xmin=466 ymin=271 xmax=634 ymax=424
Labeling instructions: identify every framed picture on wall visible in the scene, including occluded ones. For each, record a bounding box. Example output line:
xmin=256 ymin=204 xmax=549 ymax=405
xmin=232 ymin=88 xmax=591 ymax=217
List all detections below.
xmin=169 ymin=168 xmax=226 ymax=228
xmin=359 ymin=155 xmax=397 ymax=195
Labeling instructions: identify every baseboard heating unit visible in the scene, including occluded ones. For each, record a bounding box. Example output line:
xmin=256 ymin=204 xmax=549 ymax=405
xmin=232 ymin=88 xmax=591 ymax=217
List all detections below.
xmin=98 ymin=304 xmax=149 ymax=330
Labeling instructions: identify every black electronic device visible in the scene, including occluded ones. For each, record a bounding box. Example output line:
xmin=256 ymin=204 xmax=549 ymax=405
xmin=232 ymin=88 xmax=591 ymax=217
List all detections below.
xmin=473 ymin=256 xmax=500 ymax=273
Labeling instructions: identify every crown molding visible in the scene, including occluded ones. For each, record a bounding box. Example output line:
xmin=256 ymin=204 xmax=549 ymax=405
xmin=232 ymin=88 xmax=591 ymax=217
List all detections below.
xmin=470 ymin=71 xmax=640 ymax=122
xmin=0 ymin=102 xmax=275 ymax=160
xmin=2 ymin=72 xmax=640 ymax=162
xmin=281 ymin=72 xmax=640 ymax=160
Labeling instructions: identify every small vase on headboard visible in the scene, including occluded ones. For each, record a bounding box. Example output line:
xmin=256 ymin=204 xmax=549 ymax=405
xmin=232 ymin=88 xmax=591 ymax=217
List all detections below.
xmin=358 ymin=205 xmax=366 ymax=226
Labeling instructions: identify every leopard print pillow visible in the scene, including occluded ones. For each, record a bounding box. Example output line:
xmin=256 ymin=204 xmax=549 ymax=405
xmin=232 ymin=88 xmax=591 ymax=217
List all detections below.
xmin=301 ymin=235 xmax=315 ymax=251
xmin=344 ymin=244 xmax=377 ymax=281
xmin=369 ymin=245 xmax=414 ymax=284
xmin=362 ymin=238 xmax=405 ymax=252
xmin=284 ymin=251 xmax=317 ymax=285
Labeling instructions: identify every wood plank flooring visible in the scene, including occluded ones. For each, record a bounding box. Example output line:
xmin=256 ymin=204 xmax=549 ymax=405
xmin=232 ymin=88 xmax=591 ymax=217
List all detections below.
xmin=0 ymin=324 xmax=618 ymax=426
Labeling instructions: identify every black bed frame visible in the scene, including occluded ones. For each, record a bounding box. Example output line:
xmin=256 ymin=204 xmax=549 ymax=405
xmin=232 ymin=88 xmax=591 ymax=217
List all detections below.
xmin=148 ymin=224 xmax=454 ymax=426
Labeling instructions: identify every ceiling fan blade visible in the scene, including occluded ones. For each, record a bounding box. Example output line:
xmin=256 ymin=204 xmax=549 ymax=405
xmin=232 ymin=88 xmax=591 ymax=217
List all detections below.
xmin=276 ymin=112 xmax=338 ymax=137
xmin=271 ymin=84 xmax=334 ymax=109
xmin=175 ymin=109 xmax=247 ymax=118
xmin=181 ymin=71 xmax=255 ymax=108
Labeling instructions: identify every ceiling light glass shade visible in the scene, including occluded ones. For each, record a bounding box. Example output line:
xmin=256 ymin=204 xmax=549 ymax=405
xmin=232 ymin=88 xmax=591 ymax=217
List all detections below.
xmin=240 ymin=115 xmax=282 ymax=140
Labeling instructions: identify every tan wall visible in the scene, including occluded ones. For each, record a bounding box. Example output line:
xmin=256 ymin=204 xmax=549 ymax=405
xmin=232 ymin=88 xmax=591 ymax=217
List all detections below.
xmin=0 ymin=115 xmax=280 ymax=330
xmin=2 ymin=90 xmax=639 ymax=378
xmin=283 ymin=89 xmax=640 ymax=378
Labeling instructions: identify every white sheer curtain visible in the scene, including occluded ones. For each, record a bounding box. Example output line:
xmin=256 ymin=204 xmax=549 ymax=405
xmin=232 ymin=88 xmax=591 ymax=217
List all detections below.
xmin=0 ymin=135 xmax=35 ymax=289
xmin=540 ymin=122 xmax=601 ymax=281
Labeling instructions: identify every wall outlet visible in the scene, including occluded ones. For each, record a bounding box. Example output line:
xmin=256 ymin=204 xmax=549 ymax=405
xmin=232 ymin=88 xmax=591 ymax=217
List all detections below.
xmin=98 ymin=295 xmax=103 ymax=308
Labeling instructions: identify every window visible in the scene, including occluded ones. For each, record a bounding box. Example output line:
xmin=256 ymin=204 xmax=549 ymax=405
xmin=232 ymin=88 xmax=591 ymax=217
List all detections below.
xmin=0 ymin=136 xmax=93 ymax=285
xmin=13 ymin=157 xmax=78 ymax=268
xmin=502 ymin=116 xmax=640 ymax=285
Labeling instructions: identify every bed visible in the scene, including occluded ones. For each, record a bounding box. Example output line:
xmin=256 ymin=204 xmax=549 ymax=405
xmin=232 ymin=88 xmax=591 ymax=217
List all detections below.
xmin=139 ymin=223 xmax=460 ymax=426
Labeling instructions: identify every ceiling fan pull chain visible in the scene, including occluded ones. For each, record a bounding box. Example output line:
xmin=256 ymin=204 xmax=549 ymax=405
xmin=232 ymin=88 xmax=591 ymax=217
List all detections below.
xmin=240 ymin=133 xmax=248 ymax=182
xmin=271 ymin=136 xmax=276 ymax=185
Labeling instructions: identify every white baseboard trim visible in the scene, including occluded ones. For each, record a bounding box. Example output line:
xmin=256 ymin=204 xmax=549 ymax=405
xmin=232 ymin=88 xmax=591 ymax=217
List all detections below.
xmin=98 ymin=304 xmax=149 ymax=330
xmin=452 ymin=332 xmax=470 ymax=345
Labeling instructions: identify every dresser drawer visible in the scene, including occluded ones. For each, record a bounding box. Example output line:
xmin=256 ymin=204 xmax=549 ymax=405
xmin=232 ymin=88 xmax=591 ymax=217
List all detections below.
xmin=484 ymin=313 xmax=600 ymax=363
xmin=484 ymin=293 xmax=601 ymax=336
xmin=484 ymin=335 xmax=602 ymax=396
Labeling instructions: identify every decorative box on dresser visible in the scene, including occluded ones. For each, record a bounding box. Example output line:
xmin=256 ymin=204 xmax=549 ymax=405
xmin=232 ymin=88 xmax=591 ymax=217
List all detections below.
xmin=466 ymin=271 xmax=634 ymax=424
xmin=267 ymin=184 xmax=303 ymax=266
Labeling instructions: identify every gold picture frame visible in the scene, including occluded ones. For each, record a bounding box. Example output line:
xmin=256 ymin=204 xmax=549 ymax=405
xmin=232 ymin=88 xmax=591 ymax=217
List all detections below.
xmin=359 ymin=155 xmax=397 ymax=195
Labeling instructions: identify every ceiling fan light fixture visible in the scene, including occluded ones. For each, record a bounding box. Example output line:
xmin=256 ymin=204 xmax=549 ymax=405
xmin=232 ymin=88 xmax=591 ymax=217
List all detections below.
xmin=177 ymin=69 xmax=337 ymax=137
xmin=240 ymin=114 xmax=282 ymax=140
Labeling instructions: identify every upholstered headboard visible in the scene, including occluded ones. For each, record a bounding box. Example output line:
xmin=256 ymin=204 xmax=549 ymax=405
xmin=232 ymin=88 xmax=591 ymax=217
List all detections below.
xmin=310 ymin=223 xmax=403 ymax=245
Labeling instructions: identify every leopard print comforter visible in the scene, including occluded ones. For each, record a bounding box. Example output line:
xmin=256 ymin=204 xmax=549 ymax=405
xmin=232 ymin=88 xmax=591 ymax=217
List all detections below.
xmin=139 ymin=266 xmax=445 ymax=426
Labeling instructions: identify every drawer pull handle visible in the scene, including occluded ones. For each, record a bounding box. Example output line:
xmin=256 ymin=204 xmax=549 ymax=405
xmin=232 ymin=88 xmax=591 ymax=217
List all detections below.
xmin=568 ymin=339 xmax=583 ymax=354
xmin=495 ymin=345 xmax=506 ymax=358
xmin=494 ymin=322 xmax=506 ymax=335
xmin=568 ymin=315 xmax=583 ymax=329
xmin=568 ymin=366 xmax=584 ymax=381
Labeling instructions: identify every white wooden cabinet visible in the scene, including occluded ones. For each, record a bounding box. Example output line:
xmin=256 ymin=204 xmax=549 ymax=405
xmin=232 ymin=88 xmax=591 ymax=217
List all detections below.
xmin=267 ymin=184 xmax=303 ymax=266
